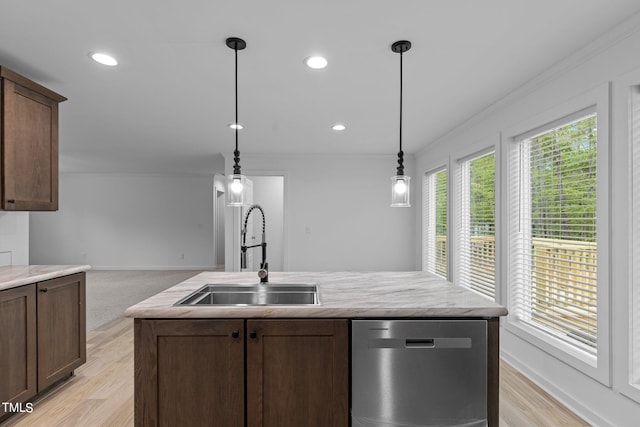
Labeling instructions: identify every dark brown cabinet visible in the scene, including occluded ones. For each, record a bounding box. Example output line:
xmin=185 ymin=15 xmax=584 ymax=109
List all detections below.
xmin=0 ymin=66 xmax=66 ymax=211
xmin=0 ymin=272 xmax=85 ymax=421
xmin=135 ymin=319 xmax=245 ymax=427
xmin=0 ymin=284 xmax=37 ymax=418
xmin=135 ymin=318 xmax=349 ymax=427
xmin=36 ymin=274 xmax=87 ymax=390
xmin=246 ymin=319 xmax=349 ymax=427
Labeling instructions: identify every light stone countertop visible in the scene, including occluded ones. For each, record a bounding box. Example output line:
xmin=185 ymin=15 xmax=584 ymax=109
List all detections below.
xmin=0 ymin=265 xmax=91 ymax=291
xmin=125 ymin=271 xmax=508 ymax=318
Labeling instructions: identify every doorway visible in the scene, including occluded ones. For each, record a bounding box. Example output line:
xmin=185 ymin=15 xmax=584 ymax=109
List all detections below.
xmin=213 ymin=175 xmax=226 ymax=270
xmin=223 ymin=174 xmax=285 ymax=273
xmin=246 ymin=175 xmax=284 ymax=272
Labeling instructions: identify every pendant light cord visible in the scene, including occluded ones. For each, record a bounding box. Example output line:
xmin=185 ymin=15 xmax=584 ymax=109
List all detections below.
xmin=399 ymin=50 xmax=403 ymax=154
xmin=396 ymin=49 xmax=405 ymax=176
xmin=233 ymin=43 xmax=241 ymax=174
xmin=235 ymin=46 xmax=238 ymax=153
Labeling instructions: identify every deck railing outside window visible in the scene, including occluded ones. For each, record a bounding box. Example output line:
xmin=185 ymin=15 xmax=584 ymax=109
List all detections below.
xmin=452 ymin=234 xmax=597 ymax=346
xmin=423 ymin=168 xmax=448 ymax=279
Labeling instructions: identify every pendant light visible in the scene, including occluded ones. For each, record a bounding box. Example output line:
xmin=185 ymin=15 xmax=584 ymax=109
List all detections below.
xmin=226 ymin=37 xmax=248 ymax=206
xmin=390 ymin=40 xmax=411 ymax=207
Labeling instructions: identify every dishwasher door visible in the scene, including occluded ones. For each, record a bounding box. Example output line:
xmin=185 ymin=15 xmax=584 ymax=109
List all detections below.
xmin=352 ymin=319 xmax=487 ymax=427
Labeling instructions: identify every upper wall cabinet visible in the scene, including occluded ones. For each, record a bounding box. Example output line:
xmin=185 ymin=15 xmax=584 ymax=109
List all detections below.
xmin=0 ymin=67 xmax=66 ymax=211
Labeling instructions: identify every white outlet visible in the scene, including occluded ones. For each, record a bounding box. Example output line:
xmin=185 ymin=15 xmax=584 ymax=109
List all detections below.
xmin=305 ymin=225 xmax=311 ymax=235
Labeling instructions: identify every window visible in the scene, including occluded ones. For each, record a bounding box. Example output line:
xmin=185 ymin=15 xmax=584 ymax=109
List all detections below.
xmin=457 ymin=151 xmax=496 ymax=299
xmin=423 ymin=168 xmax=448 ymax=278
xmin=509 ymin=109 xmax=598 ymax=355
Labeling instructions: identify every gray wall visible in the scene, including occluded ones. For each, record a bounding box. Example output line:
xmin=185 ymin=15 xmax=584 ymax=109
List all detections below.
xmin=30 ymin=154 xmax=417 ymax=273
xmin=30 ymin=173 xmax=215 ymax=269
xmin=0 ymin=212 xmax=29 ymax=265
xmin=228 ymin=154 xmax=417 ymax=272
xmin=249 ymin=175 xmax=284 ymax=272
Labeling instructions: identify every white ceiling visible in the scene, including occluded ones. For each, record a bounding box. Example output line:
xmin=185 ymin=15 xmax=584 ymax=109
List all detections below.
xmin=1 ymin=0 xmax=639 ymax=173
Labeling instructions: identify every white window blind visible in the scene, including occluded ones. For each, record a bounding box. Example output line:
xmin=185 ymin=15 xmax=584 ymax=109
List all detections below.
xmin=458 ymin=151 xmax=496 ymax=299
xmin=631 ymin=86 xmax=640 ymax=385
xmin=509 ymin=111 xmax=598 ymax=354
xmin=423 ymin=168 xmax=448 ymax=279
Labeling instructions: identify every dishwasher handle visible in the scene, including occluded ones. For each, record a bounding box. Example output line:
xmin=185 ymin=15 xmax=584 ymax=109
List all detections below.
xmin=369 ymin=337 xmax=472 ymax=349
xmin=405 ymin=338 xmax=435 ymax=348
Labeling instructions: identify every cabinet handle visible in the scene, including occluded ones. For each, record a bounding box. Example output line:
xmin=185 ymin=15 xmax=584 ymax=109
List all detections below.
xmin=7 ymin=199 xmax=15 ymax=204
xmin=249 ymin=331 xmax=257 ymax=339
xmin=40 ymin=288 xmax=48 ymax=293
xmin=231 ymin=330 xmax=239 ymax=339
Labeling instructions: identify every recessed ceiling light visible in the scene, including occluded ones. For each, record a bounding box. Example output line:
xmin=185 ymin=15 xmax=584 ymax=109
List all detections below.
xmin=90 ymin=52 xmax=118 ymax=66
xmin=304 ymin=56 xmax=328 ymax=69
xmin=332 ymin=124 xmax=346 ymax=131
xmin=229 ymin=123 xmax=243 ymax=130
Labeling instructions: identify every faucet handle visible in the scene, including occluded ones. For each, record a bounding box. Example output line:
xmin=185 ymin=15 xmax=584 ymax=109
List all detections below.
xmin=258 ymin=261 xmax=268 ymax=283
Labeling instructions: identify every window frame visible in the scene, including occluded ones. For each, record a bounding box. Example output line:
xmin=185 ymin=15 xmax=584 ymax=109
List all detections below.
xmin=501 ymin=84 xmax=611 ymax=385
xmin=422 ymin=164 xmax=450 ymax=279
xmin=454 ymin=146 xmax=499 ymax=301
xmin=613 ymin=68 xmax=640 ymax=403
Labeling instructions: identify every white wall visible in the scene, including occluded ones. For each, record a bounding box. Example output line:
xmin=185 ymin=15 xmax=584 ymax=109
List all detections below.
xmin=0 ymin=212 xmax=29 ymax=265
xmin=30 ymin=173 xmax=215 ymax=269
xmin=415 ymin=14 xmax=640 ymax=426
xmin=227 ymin=154 xmax=417 ymax=272
xmin=249 ymin=175 xmax=284 ymax=272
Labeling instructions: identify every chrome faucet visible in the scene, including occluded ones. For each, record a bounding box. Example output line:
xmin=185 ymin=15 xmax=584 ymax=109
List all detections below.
xmin=241 ymin=204 xmax=268 ymax=283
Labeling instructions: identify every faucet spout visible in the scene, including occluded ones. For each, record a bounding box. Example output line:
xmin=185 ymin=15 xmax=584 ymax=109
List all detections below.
xmin=241 ymin=204 xmax=269 ymax=283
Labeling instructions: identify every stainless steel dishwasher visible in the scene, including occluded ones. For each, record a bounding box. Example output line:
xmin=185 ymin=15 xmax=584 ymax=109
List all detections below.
xmin=352 ymin=319 xmax=487 ymax=427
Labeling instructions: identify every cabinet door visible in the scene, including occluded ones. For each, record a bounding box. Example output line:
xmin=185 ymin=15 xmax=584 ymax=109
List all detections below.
xmin=135 ymin=319 xmax=245 ymax=427
xmin=1 ymin=78 xmax=59 ymax=211
xmin=36 ymin=272 xmax=86 ymax=390
xmin=0 ymin=284 xmax=37 ymax=418
xmin=246 ymin=319 xmax=349 ymax=427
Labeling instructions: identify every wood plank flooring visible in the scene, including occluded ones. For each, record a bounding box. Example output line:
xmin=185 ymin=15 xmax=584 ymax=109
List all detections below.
xmin=3 ymin=317 xmax=134 ymax=427
xmin=2 ymin=316 xmax=590 ymax=427
xmin=499 ymin=361 xmax=589 ymax=427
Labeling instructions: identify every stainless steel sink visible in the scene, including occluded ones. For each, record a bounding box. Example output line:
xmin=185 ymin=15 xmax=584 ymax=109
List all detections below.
xmin=174 ymin=283 xmax=320 ymax=306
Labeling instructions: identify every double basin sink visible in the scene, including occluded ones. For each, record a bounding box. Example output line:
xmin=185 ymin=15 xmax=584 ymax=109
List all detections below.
xmin=174 ymin=283 xmax=320 ymax=306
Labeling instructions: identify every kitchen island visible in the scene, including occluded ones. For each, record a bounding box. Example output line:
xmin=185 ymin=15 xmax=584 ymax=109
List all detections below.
xmin=126 ymin=271 xmax=507 ymax=427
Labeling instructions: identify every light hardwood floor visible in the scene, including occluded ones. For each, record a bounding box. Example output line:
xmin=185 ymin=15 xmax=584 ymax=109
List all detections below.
xmin=2 ymin=316 xmax=590 ymax=427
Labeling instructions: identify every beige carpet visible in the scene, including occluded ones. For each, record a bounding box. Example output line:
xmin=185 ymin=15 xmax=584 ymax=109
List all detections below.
xmin=85 ymin=270 xmax=204 ymax=330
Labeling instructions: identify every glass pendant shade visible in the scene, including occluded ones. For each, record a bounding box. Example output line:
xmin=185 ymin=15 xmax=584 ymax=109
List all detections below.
xmin=390 ymin=175 xmax=411 ymax=207
xmin=227 ymin=173 xmax=247 ymax=206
